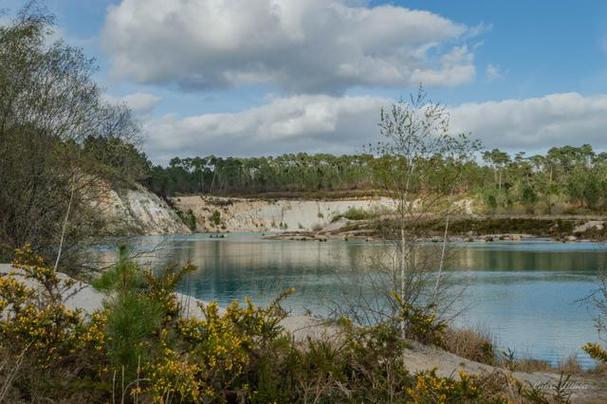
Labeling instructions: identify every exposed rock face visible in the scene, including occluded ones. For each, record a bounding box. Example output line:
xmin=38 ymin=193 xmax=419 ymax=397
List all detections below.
xmin=573 ymin=220 xmax=605 ymax=234
xmin=100 ymin=184 xmax=191 ymax=235
xmin=172 ymin=196 xmax=395 ymax=232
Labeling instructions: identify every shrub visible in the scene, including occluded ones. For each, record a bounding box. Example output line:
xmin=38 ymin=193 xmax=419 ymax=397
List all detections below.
xmin=393 ymin=293 xmax=447 ymax=346
xmin=178 ymin=208 xmax=197 ymax=231
xmin=582 ymin=342 xmax=607 ymax=363
xmin=333 ymin=207 xmax=376 ymax=222
xmin=442 ymin=327 xmax=496 ymax=365
xmin=209 ymin=210 xmax=222 ymax=226
xmin=406 ymin=369 xmax=482 ymax=403
xmin=0 ymin=244 xmax=108 ymax=401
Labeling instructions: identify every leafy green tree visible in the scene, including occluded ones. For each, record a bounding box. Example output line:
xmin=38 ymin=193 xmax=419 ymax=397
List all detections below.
xmin=482 ymin=148 xmax=510 ymax=190
xmin=0 ymin=5 xmax=142 ymax=268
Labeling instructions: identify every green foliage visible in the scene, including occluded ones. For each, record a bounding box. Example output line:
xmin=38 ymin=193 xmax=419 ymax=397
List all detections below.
xmin=105 ymin=290 xmax=163 ymax=375
xmin=486 ymin=193 xmax=498 ymax=211
xmin=393 ymin=293 xmax=447 ymax=346
xmin=521 ymin=185 xmax=538 ymax=206
xmin=92 ymin=246 xmax=145 ymax=292
xmin=82 ymin=135 xmax=152 ymax=186
xmin=0 ymin=5 xmax=147 ymax=267
xmin=582 ymin=343 xmax=607 ymax=363
xmin=209 ymin=209 xmax=222 ymax=226
xmin=177 ymin=208 xmax=197 ymax=231
xmin=0 ymin=245 xmax=108 ymax=401
xmin=94 ymin=247 xmax=162 ymax=379
xmin=339 ymin=207 xmax=376 ymax=221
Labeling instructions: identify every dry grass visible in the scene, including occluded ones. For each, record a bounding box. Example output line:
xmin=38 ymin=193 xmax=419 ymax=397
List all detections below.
xmin=442 ymin=327 xmax=496 ymax=365
xmin=441 ymin=327 xmax=598 ymax=378
xmin=511 ymin=358 xmax=553 ymax=373
xmin=557 ymin=355 xmax=583 ymax=375
xmin=503 ymin=353 xmax=589 ymax=376
xmin=587 ymin=361 xmax=607 ymax=376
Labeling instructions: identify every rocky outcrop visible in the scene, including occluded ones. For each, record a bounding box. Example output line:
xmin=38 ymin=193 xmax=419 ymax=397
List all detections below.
xmin=99 ymin=184 xmax=191 ymax=235
xmin=172 ymin=196 xmax=395 ymax=232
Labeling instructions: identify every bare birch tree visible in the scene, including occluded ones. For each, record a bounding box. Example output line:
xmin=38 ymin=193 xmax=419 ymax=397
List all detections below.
xmin=334 ymin=86 xmax=480 ymax=340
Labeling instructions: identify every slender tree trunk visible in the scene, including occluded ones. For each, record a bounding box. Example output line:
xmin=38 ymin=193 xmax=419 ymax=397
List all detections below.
xmin=498 ymin=170 xmax=502 ymax=190
xmin=53 ymin=183 xmax=74 ymax=271
xmin=433 ymin=190 xmax=454 ymax=302
xmin=399 ymin=161 xmax=415 ymax=339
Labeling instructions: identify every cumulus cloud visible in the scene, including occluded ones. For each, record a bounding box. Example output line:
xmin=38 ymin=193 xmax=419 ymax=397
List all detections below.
xmin=141 ymin=92 xmax=607 ymax=162
xmin=102 ymin=0 xmax=476 ymax=93
xmin=450 ymin=92 xmax=607 ymax=151
xmin=143 ymin=95 xmax=387 ymax=162
xmin=104 ymin=92 xmax=162 ymax=114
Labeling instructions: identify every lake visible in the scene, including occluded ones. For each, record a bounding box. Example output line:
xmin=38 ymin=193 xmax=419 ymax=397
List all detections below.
xmin=116 ymin=233 xmax=606 ymax=367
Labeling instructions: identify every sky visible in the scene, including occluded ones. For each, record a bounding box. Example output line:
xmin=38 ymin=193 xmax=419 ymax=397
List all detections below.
xmin=5 ymin=0 xmax=607 ymax=163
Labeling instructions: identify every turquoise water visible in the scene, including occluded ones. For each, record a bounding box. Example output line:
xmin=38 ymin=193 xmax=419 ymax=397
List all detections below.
xmin=123 ymin=234 xmax=605 ymax=367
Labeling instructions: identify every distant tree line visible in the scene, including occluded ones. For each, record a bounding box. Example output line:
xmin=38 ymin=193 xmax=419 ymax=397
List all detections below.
xmin=146 ymin=154 xmax=378 ymax=196
xmin=146 ymin=144 xmax=607 ymax=213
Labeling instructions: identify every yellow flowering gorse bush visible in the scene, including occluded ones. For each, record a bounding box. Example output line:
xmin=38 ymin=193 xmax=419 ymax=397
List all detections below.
xmin=1 ymin=246 xmax=557 ymax=403
xmin=582 ymin=342 xmax=607 ymax=363
xmin=0 ymin=244 xmax=108 ymax=398
xmin=407 ymin=370 xmax=481 ymax=403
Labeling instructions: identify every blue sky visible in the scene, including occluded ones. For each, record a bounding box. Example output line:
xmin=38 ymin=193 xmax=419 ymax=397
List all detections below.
xmin=6 ymin=0 xmax=607 ymax=162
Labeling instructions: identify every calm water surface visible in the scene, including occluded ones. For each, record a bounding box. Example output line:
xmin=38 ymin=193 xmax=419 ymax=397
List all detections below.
xmin=118 ymin=234 xmax=606 ymax=367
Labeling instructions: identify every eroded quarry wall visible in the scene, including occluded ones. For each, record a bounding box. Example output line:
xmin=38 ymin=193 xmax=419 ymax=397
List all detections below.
xmin=98 ymin=184 xmax=191 ymax=235
xmin=172 ymin=196 xmax=396 ymax=232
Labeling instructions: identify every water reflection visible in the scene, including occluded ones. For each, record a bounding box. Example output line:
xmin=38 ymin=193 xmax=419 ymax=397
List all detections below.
xmin=98 ymin=235 xmax=605 ymax=367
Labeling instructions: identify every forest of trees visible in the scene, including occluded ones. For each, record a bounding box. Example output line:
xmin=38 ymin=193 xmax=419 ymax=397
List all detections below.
xmin=146 ymin=145 xmax=607 ymax=214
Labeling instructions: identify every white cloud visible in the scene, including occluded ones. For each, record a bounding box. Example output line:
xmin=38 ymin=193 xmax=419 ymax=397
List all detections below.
xmin=102 ymin=0 xmax=477 ymax=93
xmin=485 ymin=64 xmax=504 ymax=80
xmin=141 ymin=92 xmax=607 ymax=162
xmin=450 ymin=92 xmax=607 ymax=151
xmin=104 ymin=92 xmax=162 ymax=114
xmin=143 ymin=95 xmax=387 ymax=162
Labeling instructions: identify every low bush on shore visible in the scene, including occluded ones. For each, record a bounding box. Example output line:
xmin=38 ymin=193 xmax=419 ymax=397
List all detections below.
xmin=331 ymin=207 xmax=379 ymax=222
xmin=0 ymin=245 xmax=578 ymax=403
xmin=442 ymin=327 xmax=497 ymax=365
